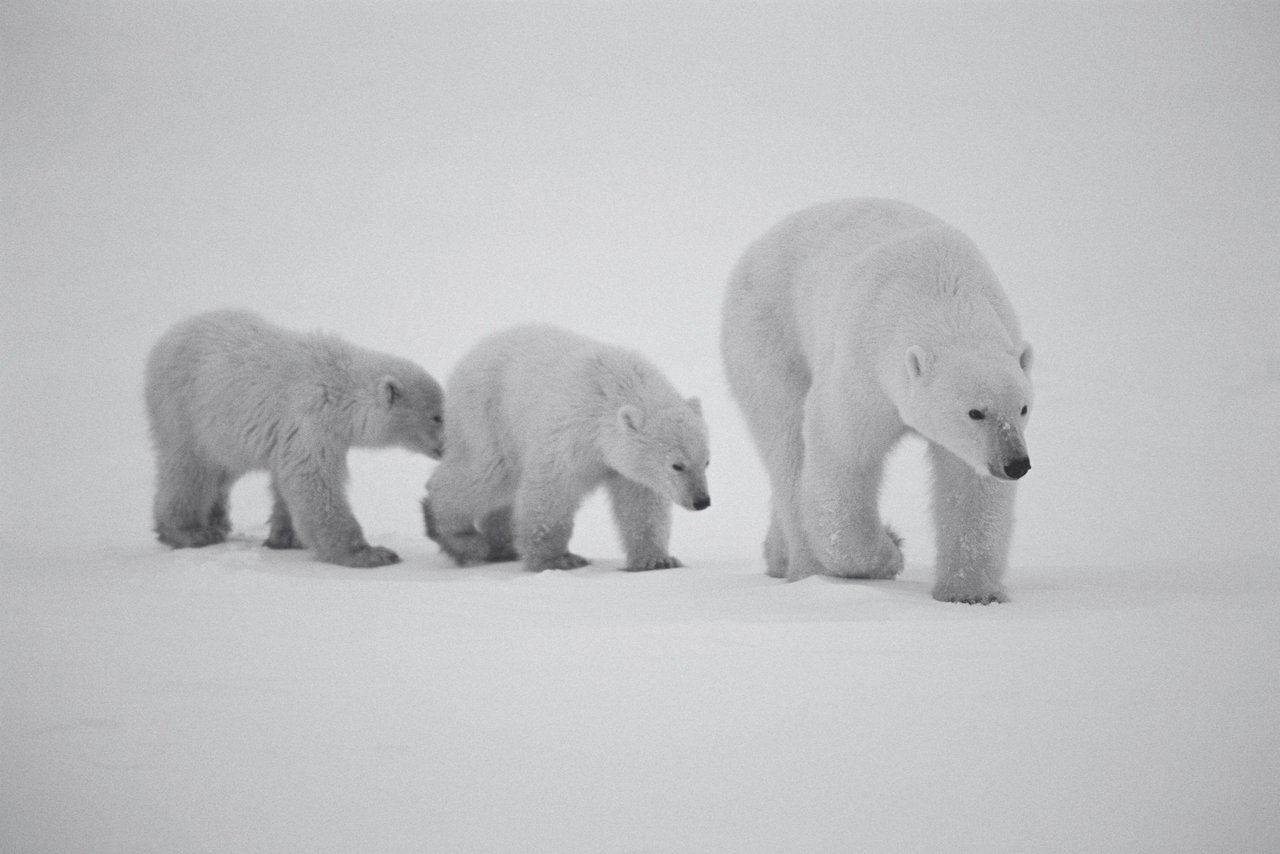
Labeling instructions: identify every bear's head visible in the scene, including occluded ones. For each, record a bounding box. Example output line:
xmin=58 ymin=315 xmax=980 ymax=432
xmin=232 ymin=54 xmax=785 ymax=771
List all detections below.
xmin=605 ymin=397 xmax=711 ymax=511
xmin=899 ymin=342 xmax=1033 ymax=481
xmin=374 ymin=368 xmax=445 ymax=459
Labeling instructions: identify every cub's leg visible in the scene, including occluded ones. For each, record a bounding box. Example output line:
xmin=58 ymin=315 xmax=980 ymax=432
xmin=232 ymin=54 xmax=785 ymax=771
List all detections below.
xmin=153 ymin=446 xmax=231 ymax=548
xmin=798 ymin=398 xmax=903 ymax=580
xmin=928 ymin=442 xmax=1015 ymax=604
xmin=605 ymin=472 xmax=680 ymax=571
xmin=275 ymin=449 xmax=398 ymax=568
xmin=514 ymin=455 xmax=589 ymax=571
xmin=264 ymin=476 xmax=303 ymax=549
xmin=423 ymin=456 xmax=500 ymax=566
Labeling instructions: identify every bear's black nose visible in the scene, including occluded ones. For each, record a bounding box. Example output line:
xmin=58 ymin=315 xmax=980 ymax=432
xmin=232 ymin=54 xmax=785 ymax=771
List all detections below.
xmin=1003 ymin=457 xmax=1031 ymax=480
xmin=692 ymin=496 xmax=711 ymax=511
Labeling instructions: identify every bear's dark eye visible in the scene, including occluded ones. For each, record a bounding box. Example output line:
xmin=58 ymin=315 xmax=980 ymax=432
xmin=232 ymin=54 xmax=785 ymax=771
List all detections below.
xmin=1020 ymin=405 xmax=1028 ymax=416
xmin=672 ymin=462 xmax=686 ymax=472
xmin=432 ymin=414 xmax=443 ymax=424
xmin=968 ymin=409 xmax=985 ymax=421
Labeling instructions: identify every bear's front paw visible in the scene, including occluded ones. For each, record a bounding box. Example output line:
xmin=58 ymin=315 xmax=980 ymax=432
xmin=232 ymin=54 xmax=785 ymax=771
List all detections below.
xmin=932 ymin=578 xmax=1007 ymax=605
xmin=827 ymin=528 xmax=903 ymax=580
xmin=331 ymin=545 xmax=401 ymax=568
xmin=528 ymin=552 xmax=590 ymax=571
xmin=624 ymin=555 xmax=683 ymax=572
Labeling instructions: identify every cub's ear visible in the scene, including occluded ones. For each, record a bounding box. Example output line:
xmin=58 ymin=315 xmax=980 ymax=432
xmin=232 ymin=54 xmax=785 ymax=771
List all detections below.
xmin=617 ymin=404 xmax=645 ymax=433
xmin=1019 ymin=342 xmax=1034 ymax=374
xmin=686 ymin=396 xmax=703 ymax=416
xmin=379 ymin=376 xmax=403 ymax=408
xmin=905 ymin=346 xmax=930 ymax=381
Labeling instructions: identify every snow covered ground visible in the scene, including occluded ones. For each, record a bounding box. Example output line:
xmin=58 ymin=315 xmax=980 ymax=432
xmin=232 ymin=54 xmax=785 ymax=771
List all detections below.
xmin=4 ymin=537 xmax=1279 ymax=853
xmin=3 ymin=2 xmax=1279 ymax=852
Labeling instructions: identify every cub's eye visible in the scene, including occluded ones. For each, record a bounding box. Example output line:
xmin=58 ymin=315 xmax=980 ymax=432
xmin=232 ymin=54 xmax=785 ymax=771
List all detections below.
xmin=1020 ymin=405 xmax=1028 ymax=416
xmin=672 ymin=462 xmax=686 ymax=472
xmin=968 ymin=409 xmax=985 ymax=421
xmin=432 ymin=414 xmax=443 ymax=424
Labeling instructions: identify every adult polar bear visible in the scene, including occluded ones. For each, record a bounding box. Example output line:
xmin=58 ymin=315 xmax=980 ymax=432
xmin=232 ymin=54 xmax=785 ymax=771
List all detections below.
xmin=721 ymin=199 xmax=1033 ymax=603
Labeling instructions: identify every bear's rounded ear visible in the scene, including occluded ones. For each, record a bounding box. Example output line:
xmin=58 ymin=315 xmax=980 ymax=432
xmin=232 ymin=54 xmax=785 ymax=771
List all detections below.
xmin=617 ymin=404 xmax=645 ymax=433
xmin=905 ymin=346 xmax=929 ymax=382
xmin=379 ymin=376 xmax=403 ymax=408
xmin=1018 ymin=342 xmax=1034 ymax=374
xmin=687 ymin=396 xmax=703 ymax=416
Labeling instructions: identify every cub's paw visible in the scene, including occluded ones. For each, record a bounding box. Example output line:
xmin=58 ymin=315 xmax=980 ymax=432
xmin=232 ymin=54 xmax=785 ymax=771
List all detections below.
xmin=932 ymin=578 xmax=1008 ymax=605
xmin=528 ymin=552 xmax=590 ymax=571
xmin=332 ymin=545 xmax=401 ymax=568
xmin=264 ymin=528 xmax=303 ymax=550
xmin=437 ymin=532 xmax=492 ymax=567
xmin=624 ymin=555 xmax=683 ymax=572
xmin=157 ymin=525 xmax=227 ymax=549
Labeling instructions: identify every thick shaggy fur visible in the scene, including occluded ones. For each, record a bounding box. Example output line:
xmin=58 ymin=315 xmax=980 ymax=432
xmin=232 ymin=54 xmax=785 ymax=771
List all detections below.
xmin=721 ymin=199 xmax=1034 ymax=603
xmin=145 ymin=309 xmax=444 ymax=567
xmin=424 ymin=324 xmax=710 ymax=572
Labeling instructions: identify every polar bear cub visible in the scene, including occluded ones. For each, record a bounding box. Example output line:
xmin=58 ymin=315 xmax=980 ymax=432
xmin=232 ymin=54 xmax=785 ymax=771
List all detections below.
xmin=721 ymin=199 xmax=1034 ymax=603
xmin=423 ymin=324 xmax=710 ymax=572
xmin=145 ymin=309 xmax=444 ymax=567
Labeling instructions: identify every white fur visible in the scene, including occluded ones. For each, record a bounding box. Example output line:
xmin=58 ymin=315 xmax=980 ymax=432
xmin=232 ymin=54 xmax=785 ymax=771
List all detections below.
xmin=424 ymin=324 xmax=710 ymax=572
xmin=721 ymin=199 xmax=1033 ymax=603
xmin=145 ymin=309 xmax=444 ymax=567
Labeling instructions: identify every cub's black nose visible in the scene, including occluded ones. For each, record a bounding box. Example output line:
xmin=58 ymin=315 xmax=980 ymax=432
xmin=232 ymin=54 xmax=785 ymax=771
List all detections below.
xmin=692 ymin=496 xmax=711 ymax=511
xmin=1004 ymin=457 xmax=1031 ymax=480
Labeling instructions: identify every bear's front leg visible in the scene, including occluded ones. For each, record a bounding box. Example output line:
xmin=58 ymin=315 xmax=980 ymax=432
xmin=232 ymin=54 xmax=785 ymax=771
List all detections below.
xmin=479 ymin=506 xmax=521 ymax=563
xmin=927 ymin=442 xmax=1016 ymax=604
xmin=605 ymin=473 xmax=681 ymax=571
xmin=275 ymin=455 xmax=399 ymax=568
xmin=514 ymin=458 xmax=589 ymax=572
xmin=798 ymin=415 xmax=903 ymax=580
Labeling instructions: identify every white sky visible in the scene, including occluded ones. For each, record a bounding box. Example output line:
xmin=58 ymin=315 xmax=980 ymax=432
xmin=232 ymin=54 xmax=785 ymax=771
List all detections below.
xmin=3 ymin=1 xmax=1278 ymax=567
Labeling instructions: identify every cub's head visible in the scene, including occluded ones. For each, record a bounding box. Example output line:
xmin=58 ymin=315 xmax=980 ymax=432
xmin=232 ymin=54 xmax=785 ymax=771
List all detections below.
xmin=375 ymin=367 xmax=445 ymax=459
xmin=898 ymin=343 xmax=1034 ymax=481
xmin=606 ymin=397 xmax=711 ymax=511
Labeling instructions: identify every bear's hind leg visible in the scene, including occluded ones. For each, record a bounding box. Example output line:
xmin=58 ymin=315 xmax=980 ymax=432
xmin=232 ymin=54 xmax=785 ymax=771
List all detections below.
xmin=264 ymin=476 xmax=303 ymax=549
xmin=606 ymin=473 xmax=680 ymax=571
xmin=723 ymin=356 xmax=826 ymax=580
xmin=764 ymin=512 xmax=788 ymax=578
xmin=153 ymin=448 xmax=231 ymax=548
xmin=422 ymin=457 xmax=508 ymax=566
xmin=422 ymin=496 xmax=492 ymax=566
xmin=927 ymin=442 xmax=1015 ymax=604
